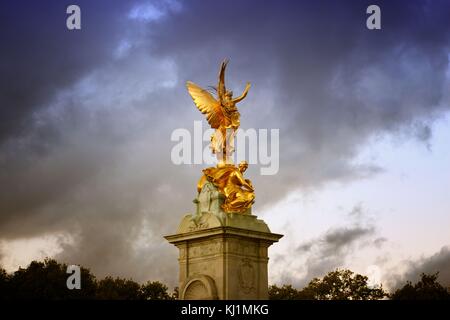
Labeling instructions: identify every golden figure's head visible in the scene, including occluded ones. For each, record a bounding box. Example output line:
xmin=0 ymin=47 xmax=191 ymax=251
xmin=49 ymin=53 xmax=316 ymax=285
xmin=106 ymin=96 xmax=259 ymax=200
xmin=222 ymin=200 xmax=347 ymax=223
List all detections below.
xmin=225 ymin=90 xmax=233 ymax=100
xmin=238 ymin=161 xmax=248 ymax=173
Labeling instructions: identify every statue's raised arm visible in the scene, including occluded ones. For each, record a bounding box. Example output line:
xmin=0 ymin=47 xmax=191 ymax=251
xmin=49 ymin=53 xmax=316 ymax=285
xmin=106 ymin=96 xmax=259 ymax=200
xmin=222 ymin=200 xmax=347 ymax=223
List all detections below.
xmin=232 ymin=82 xmax=251 ymax=103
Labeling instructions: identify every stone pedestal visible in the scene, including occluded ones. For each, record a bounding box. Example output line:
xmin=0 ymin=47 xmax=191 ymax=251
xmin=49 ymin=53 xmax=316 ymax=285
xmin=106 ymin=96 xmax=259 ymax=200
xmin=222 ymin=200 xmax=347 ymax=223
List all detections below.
xmin=164 ymin=182 xmax=283 ymax=300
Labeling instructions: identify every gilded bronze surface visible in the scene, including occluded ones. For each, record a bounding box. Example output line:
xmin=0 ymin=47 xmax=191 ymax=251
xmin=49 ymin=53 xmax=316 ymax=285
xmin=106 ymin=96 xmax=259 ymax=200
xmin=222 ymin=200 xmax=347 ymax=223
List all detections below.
xmin=187 ymin=60 xmax=255 ymax=213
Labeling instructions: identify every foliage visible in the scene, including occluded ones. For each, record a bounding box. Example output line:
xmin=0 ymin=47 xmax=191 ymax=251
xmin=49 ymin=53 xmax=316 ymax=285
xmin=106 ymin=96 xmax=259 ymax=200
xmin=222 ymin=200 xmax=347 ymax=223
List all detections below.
xmin=391 ymin=273 xmax=450 ymax=300
xmin=6 ymin=258 xmax=97 ymax=299
xmin=96 ymin=276 xmax=141 ymax=300
xmin=0 ymin=259 xmax=175 ymax=300
xmin=2 ymin=259 xmax=449 ymax=300
xmin=172 ymin=286 xmax=179 ymax=300
xmin=0 ymin=267 xmax=10 ymax=299
xmin=140 ymin=281 xmax=173 ymax=300
xmin=269 ymin=269 xmax=387 ymax=300
xmin=302 ymin=269 xmax=387 ymax=300
xmin=269 ymin=284 xmax=303 ymax=300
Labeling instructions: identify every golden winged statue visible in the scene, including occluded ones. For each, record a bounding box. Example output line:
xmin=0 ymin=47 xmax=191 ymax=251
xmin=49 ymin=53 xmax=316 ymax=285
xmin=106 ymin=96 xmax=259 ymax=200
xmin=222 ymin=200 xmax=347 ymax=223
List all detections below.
xmin=186 ymin=59 xmax=251 ymax=166
xmin=186 ymin=60 xmax=254 ymax=214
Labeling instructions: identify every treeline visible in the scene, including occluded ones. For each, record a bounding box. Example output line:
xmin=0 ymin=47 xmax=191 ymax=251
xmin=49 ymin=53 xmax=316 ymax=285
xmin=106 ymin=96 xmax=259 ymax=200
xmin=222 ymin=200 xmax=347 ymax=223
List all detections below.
xmin=269 ymin=269 xmax=450 ymax=300
xmin=1 ymin=259 xmax=449 ymax=300
xmin=0 ymin=259 xmax=177 ymax=300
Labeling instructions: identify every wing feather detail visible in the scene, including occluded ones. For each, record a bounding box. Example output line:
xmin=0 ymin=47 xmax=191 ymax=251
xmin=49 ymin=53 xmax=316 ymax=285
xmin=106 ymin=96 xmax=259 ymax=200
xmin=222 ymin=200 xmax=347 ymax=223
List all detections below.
xmin=218 ymin=59 xmax=228 ymax=102
xmin=186 ymin=81 xmax=224 ymax=129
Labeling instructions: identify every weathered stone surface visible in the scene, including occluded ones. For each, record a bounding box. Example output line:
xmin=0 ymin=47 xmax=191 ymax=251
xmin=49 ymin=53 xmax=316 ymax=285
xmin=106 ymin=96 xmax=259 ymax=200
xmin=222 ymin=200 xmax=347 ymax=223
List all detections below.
xmin=165 ymin=183 xmax=283 ymax=300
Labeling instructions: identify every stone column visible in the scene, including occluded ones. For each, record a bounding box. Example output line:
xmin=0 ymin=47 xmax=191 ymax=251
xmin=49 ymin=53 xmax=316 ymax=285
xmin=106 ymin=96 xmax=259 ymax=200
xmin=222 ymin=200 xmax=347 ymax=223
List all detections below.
xmin=164 ymin=182 xmax=283 ymax=300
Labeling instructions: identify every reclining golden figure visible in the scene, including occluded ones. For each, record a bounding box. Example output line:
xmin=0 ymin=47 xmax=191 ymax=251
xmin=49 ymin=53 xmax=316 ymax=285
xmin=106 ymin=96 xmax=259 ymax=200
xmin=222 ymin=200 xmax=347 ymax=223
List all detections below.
xmin=197 ymin=161 xmax=255 ymax=214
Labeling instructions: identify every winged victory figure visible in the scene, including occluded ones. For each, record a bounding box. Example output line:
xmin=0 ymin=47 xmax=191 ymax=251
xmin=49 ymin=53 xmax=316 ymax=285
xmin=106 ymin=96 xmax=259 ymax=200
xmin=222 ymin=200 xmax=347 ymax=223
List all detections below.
xmin=186 ymin=59 xmax=251 ymax=166
xmin=186 ymin=60 xmax=255 ymax=214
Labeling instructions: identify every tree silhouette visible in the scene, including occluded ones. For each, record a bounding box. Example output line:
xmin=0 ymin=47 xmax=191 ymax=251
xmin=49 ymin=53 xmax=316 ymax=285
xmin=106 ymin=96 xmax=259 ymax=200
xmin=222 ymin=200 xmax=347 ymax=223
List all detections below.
xmin=96 ymin=276 xmax=142 ymax=300
xmin=391 ymin=273 xmax=450 ymax=300
xmin=7 ymin=258 xmax=97 ymax=299
xmin=269 ymin=284 xmax=302 ymax=300
xmin=302 ymin=269 xmax=386 ymax=300
xmin=0 ymin=259 xmax=175 ymax=300
xmin=0 ymin=267 xmax=9 ymax=300
xmin=269 ymin=269 xmax=387 ymax=300
xmin=3 ymin=259 xmax=449 ymax=300
xmin=172 ymin=286 xmax=179 ymax=300
xmin=140 ymin=281 xmax=173 ymax=300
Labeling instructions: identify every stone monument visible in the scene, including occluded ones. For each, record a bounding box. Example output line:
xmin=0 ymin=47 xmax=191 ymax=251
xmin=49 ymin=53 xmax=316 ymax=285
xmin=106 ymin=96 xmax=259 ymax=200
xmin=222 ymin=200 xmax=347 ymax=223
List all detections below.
xmin=165 ymin=60 xmax=282 ymax=300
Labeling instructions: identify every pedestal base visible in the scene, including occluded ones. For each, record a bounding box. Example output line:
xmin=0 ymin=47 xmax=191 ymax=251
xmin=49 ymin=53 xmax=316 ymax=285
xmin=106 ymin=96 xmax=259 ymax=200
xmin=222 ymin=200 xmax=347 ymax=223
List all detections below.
xmin=165 ymin=182 xmax=283 ymax=300
xmin=165 ymin=212 xmax=282 ymax=300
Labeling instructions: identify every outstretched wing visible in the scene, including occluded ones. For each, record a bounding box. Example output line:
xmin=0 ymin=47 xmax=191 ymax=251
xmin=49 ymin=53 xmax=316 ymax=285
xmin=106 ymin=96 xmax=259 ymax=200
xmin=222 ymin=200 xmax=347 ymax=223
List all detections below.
xmin=218 ymin=59 xmax=228 ymax=103
xmin=186 ymin=81 xmax=225 ymax=129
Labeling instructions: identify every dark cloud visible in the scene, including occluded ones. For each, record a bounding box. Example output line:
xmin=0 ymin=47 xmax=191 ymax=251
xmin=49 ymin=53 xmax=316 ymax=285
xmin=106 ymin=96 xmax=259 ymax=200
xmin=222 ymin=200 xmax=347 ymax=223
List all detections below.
xmin=373 ymin=237 xmax=388 ymax=249
xmin=0 ymin=1 xmax=132 ymax=142
xmin=388 ymin=246 xmax=450 ymax=289
xmin=322 ymin=226 xmax=375 ymax=253
xmin=348 ymin=204 xmax=364 ymax=218
xmin=0 ymin=0 xmax=449 ymax=284
xmin=289 ymin=225 xmax=375 ymax=286
xmin=146 ymin=0 xmax=450 ymax=204
xmin=274 ymin=204 xmax=383 ymax=287
xmin=296 ymin=225 xmax=375 ymax=256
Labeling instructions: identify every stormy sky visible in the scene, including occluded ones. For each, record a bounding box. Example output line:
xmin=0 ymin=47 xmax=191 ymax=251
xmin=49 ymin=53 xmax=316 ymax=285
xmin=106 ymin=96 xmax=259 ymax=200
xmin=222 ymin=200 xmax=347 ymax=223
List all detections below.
xmin=1 ymin=0 xmax=449 ymax=290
